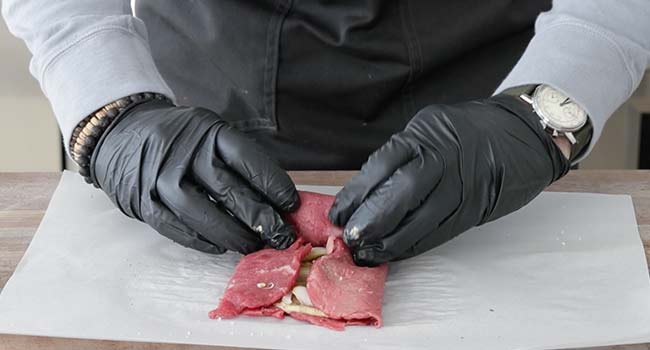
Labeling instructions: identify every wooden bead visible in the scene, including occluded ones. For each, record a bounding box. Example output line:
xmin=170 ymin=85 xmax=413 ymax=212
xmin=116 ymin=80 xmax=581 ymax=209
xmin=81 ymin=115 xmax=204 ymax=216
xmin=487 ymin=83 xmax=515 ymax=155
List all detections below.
xmin=78 ymin=135 xmax=97 ymax=147
xmin=105 ymin=108 xmax=118 ymax=118
xmin=79 ymin=127 xmax=91 ymax=139
xmin=76 ymin=156 xmax=90 ymax=166
xmin=89 ymin=116 xmax=101 ymax=127
xmin=98 ymin=116 xmax=111 ymax=127
xmin=95 ymin=110 xmax=107 ymax=119
xmin=84 ymin=125 xmax=102 ymax=138
xmin=73 ymin=142 xmax=90 ymax=155
xmin=89 ymin=116 xmax=108 ymax=128
xmin=78 ymin=167 xmax=90 ymax=177
xmin=71 ymin=93 xmax=170 ymax=175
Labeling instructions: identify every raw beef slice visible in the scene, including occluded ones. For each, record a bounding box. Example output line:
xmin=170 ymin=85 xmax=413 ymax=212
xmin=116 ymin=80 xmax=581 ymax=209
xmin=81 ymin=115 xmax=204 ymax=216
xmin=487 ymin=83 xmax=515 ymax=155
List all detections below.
xmin=285 ymin=191 xmax=343 ymax=246
xmin=208 ymin=239 xmax=312 ymax=319
xmin=209 ymin=238 xmax=388 ymax=330
xmin=307 ymin=237 xmax=388 ymax=327
xmin=209 ymin=191 xmax=388 ymax=330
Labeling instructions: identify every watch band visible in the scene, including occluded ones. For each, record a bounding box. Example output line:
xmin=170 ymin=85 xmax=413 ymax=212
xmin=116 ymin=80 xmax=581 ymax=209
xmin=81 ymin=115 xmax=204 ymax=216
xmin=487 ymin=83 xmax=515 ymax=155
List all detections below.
xmin=569 ymin=117 xmax=593 ymax=163
xmin=500 ymin=84 xmax=537 ymax=98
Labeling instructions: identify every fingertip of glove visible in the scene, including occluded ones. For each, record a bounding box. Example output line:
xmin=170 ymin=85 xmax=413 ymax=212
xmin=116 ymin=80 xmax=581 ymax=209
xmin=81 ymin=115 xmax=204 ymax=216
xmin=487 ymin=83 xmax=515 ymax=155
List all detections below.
xmin=342 ymin=221 xmax=365 ymax=250
xmin=352 ymin=248 xmax=380 ymax=267
xmin=264 ymin=224 xmax=296 ymax=250
xmin=271 ymin=185 xmax=300 ymax=212
xmin=237 ymin=241 xmax=265 ymax=255
xmin=327 ymin=205 xmax=341 ymax=226
xmin=328 ymin=196 xmax=350 ymax=226
xmin=283 ymin=190 xmax=301 ymax=212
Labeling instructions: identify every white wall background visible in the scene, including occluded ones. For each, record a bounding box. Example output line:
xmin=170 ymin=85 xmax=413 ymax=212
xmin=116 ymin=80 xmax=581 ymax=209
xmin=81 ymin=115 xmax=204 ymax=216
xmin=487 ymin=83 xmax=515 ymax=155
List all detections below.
xmin=0 ymin=8 xmax=62 ymax=172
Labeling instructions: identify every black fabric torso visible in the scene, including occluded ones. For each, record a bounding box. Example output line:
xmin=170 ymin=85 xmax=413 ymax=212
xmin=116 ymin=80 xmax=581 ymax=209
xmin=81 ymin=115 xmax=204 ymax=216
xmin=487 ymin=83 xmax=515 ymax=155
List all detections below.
xmin=136 ymin=0 xmax=551 ymax=170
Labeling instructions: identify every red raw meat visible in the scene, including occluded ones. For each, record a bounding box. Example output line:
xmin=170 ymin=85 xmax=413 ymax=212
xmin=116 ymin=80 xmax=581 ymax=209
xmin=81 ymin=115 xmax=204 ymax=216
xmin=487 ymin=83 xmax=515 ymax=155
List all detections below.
xmin=307 ymin=237 xmax=388 ymax=327
xmin=286 ymin=310 xmax=347 ymax=331
xmin=209 ymin=191 xmax=388 ymax=331
xmin=241 ymin=306 xmax=285 ymax=319
xmin=209 ymin=239 xmax=312 ymax=319
xmin=286 ymin=191 xmax=343 ymax=246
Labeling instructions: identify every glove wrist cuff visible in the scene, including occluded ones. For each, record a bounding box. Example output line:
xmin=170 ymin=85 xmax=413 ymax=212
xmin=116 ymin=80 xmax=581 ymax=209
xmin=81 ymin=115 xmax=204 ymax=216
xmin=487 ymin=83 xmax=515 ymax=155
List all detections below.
xmin=69 ymin=92 xmax=172 ymax=185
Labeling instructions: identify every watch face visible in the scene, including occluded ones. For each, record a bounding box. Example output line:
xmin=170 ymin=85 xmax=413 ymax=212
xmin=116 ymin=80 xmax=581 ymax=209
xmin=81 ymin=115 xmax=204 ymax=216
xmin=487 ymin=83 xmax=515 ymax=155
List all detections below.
xmin=533 ymin=85 xmax=587 ymax=131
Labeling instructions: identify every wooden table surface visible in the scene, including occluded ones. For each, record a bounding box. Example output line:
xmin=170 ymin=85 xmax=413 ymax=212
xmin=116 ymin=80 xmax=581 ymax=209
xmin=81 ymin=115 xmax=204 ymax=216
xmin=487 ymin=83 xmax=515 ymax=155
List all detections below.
xmin=1 ymin=170 xmax=650 ymax=350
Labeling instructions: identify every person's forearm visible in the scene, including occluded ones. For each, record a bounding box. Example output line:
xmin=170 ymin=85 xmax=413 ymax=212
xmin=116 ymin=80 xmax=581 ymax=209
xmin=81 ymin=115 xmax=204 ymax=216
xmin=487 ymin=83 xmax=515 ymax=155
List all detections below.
xmin=1 ymin=0 xmax=174 ymax=152
xmin=495 ymin=0 xmax=650 ymax=164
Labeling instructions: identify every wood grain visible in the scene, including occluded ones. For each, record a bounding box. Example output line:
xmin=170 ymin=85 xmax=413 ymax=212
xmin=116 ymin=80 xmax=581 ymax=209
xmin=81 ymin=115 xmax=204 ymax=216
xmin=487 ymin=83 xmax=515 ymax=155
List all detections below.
xmin=1 ymin=171 xmax=650 ymax=350
xmin=0 ymin=173 xmax=60 ymax=211
xmin=0 ymin=335 xmax=241 ymax=350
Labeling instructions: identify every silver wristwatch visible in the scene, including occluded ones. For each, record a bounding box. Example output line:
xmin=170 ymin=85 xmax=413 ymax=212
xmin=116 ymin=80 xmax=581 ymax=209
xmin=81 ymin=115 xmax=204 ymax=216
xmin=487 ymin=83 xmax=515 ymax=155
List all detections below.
xmin=518 ymin=84 xmax=588 ymax=144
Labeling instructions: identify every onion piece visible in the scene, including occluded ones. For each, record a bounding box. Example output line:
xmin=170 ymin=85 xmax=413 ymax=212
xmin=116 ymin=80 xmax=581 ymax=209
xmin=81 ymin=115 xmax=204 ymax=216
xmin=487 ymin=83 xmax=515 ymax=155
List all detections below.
xmin=297 ymin=263 xmax=311 ymax=284
xmin=291 ymin=286 xmax=313 ymax=306
xmin=281 ymin=292 xmax=293 ymax=305
xmin=303 ymin=247 xmax=328 ymax=261
xmin=275 ymin=302 xmax=327 ymax=317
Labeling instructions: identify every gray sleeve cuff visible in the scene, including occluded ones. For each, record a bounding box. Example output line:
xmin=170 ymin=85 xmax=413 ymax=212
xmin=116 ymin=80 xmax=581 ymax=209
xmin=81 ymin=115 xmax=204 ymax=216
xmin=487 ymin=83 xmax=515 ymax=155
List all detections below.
xmin=40 ymin=26 xmax=174 ymax=153
xmin=494 ymin=15 xmax=648 ymax=163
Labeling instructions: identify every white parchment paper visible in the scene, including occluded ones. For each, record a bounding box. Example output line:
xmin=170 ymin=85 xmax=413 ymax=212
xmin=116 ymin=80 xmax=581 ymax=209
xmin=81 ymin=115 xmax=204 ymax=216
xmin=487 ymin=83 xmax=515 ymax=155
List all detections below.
xmin=1 ymin=171 xmax=650 ymax=349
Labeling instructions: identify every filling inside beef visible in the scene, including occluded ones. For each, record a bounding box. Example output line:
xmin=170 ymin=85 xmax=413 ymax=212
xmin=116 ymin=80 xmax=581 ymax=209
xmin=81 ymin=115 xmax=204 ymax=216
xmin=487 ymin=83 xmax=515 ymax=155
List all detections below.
xmin=274 ymin=246 xmax=328 ymax=316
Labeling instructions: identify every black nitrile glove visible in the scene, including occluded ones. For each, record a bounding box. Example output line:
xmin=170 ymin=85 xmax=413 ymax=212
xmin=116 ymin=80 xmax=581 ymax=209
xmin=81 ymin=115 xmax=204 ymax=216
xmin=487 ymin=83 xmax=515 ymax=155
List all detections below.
xmin=91 ymin=99 xmax=299 ymax=255
xmin=329 ymin=94 xmax=570 ymax=266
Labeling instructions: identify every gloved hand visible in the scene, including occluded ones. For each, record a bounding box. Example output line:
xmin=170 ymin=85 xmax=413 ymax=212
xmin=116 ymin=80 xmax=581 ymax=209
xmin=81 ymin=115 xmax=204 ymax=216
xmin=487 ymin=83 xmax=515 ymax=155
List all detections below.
xmin=329 ymin=94 xmax=570 ymax=266
xmin=91 ymin=99 xmax=299 ymax=255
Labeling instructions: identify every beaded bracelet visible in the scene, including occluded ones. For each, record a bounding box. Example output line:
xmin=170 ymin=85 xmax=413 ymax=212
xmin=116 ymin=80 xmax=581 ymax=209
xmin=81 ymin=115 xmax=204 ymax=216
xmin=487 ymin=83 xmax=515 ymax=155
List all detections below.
xmin=69 ymin=92 xmax=171 ymax=185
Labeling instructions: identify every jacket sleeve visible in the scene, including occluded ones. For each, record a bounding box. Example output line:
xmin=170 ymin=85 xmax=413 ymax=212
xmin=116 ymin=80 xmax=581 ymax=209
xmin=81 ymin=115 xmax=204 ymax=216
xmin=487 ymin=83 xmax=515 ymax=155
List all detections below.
xmin=2 ymin=0 xmax=175 ymax=151
xmin=494 ymin=0 xmax=650 ymax=162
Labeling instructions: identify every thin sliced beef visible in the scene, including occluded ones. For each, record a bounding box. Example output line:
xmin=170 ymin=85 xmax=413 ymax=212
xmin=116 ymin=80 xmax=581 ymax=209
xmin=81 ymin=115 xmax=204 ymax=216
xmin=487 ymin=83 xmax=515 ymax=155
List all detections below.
xmin=286 ymin=310 xmax=347 ymax=331
xmin=209 ymin=239 xmax=312 ymax=319
xmin=241 ymin=306 xmax=285 ymax=319
xmin=286 ymin=191 xmax=343 ymax=246
xmin=307 ymin=237 xmax=388 ymax=327
xmin=209 ymin=191 xmax=388 ymax=330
